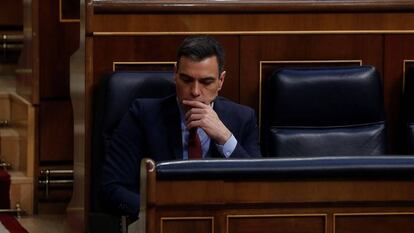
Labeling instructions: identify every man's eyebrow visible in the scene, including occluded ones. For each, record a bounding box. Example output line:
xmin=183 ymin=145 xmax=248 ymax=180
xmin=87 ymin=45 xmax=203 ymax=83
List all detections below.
xmin=179 ymin=73 xmax=216 ymax=80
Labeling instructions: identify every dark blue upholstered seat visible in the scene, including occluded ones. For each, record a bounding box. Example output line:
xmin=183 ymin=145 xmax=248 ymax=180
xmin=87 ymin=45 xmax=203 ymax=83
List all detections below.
xmin=262 ymin=66 xmax=387 ymax=157
xmin=89 ymin=71 xmax=175 ymax=233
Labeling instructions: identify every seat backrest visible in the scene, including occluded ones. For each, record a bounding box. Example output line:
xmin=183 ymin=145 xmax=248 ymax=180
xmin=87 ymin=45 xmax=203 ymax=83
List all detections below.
xmin=89 ymin=71 xmax=175 ymax=232
xmin=262 ymin=65 xmax=387 ymax=157
xmin=405 ymin=67 xmax=414 ymax=154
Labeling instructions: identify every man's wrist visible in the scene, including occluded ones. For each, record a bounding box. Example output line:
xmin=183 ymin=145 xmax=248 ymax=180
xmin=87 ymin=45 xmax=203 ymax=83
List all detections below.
xmin=216 ymin=134 xmax=237 ymax=158
xmin=217 ymin=130 xmax=232 ymax=145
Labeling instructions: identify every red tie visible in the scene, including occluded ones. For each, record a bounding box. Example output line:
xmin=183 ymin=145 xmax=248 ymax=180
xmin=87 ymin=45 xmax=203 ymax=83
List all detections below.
xmin=188 ymin=128 xmax=202 ymax=159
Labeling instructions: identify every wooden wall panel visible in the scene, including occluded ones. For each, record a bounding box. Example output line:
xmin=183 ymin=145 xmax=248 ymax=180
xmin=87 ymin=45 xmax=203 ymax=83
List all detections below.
xmin=92 ymin=35 xmax=240 ymax=102
xmin=89 ymin=13 xmax=414 ymax=33
xmin=39 ymin=100 xmax=73 ymax=162
xmin=17 ymin=0 xmax=79 ymax=178
xmin=39 ymin=0 xmax=79 ymax=98
xmin=0 ymin=0 xmax=23 ymax=27
xmin=61 ymin=0 xmax=80 ymax=20
xmin=335 ymin=214 xmax=414 ymax=233
xmin=114 ymin=63 xmax=175 ymax=72
xmin=240 ymin=34 xmax=383 ymax=112
xmin=150 ymin=207 xmax=414 ymax=233
xmin=227 ymin=215 xmax=326 ymax=233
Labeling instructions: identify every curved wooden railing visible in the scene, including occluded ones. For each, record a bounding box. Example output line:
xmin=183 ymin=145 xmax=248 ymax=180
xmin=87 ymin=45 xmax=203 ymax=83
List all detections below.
xmin=93 ymin=0 xmax=414 ymax=13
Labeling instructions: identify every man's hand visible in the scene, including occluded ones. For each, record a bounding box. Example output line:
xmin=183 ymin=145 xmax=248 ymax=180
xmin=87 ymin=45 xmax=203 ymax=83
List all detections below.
xmin=183 ymin=100 xmax=231 ymax=145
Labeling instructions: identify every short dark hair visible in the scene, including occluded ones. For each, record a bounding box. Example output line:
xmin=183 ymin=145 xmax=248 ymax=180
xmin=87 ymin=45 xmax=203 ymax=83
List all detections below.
xmin=176 ymin=36 xmax=225 ymax=74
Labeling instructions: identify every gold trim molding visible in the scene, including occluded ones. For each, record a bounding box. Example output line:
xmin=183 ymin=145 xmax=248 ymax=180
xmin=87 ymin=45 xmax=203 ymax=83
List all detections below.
xmin=93 ymin=30 xmax=414 ymax=36
xmin=258 ymin=60 xmax=362 ymax=128
xmin=112 ymin=61 xmax=176 ymax=71
xmin=15 ymin=68 xmax=33 ymax=74
xmin=334 ymin=212 xmax=414 ymax=216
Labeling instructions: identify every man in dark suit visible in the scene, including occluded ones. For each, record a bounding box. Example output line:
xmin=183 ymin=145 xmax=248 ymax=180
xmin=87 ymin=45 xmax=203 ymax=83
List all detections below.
xmin=102 ymin=36 xmax=261 ymax=217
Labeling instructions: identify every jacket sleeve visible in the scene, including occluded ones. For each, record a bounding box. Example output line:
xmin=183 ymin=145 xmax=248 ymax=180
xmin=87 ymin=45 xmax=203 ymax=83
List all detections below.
xmin=101 ymin=100 xmax=144 ymax=217
xmin=230 ymin=108 xmax=262 ymax=158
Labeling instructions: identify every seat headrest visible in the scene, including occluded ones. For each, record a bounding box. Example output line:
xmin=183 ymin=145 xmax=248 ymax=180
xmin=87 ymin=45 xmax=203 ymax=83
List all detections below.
xmin=101 ymin=71 xmax=176 ymax=133
xmin=268 ymin=66 xmax=384 ymax=126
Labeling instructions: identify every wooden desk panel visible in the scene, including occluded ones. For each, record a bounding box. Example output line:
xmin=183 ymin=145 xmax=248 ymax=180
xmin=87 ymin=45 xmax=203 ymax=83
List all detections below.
xmin=89 ymin=13 xmax=414 ymax=34
xmin=161 ymin=217 xmax=213 ymax=233
xmin=154 ymin=180 xmax=414 ymax=205
xmin=227 ymin=215 xmax=326 ymax=233
xmin=92 ymin=0 xmax=414 ymax=14
xmin=335 ymin=214 xmax=414 ymax=233
xmin=140 ymin=160 xmax=414 ymax=233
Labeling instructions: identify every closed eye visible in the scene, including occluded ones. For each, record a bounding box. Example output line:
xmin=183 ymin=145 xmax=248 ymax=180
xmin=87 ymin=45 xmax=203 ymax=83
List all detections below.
xmin=200 ymin=78 xmax=216 ymax=85
xmin=179 ymin=74 xmax=194 ymax=83
xmin=179 ymin=73 xmax=217 ymax=85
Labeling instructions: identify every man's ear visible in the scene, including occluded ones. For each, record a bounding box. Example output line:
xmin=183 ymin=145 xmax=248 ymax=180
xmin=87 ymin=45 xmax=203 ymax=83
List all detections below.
xmin=218 ymin=71 xmax=226 ymax=91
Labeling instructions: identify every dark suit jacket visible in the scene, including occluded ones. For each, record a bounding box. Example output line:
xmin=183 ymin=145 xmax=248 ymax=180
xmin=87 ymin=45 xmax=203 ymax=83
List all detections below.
xmin=101 ymin=95 xmax=261 ymax=216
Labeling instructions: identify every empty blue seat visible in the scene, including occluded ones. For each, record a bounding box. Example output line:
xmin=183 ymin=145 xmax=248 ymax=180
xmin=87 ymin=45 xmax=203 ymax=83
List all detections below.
xmin=262 ymin=66 xmax=387 ymax=157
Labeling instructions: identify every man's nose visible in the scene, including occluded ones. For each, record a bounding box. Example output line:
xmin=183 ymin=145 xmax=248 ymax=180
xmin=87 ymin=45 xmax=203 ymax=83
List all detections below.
xmin=191 ymin=82 xmax=200 ymax=96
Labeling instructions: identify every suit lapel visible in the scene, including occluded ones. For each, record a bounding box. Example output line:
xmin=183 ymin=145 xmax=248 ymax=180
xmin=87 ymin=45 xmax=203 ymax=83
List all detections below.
xmin=162 ymin=95 xmax=183 ymax=160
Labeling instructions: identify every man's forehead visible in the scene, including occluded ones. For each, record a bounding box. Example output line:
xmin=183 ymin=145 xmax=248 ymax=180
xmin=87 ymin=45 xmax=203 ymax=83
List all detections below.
xmin=179 ymin=55 xmax=218 ymax=64
xmin=178 ymin=56 xmax=219 ymax=74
